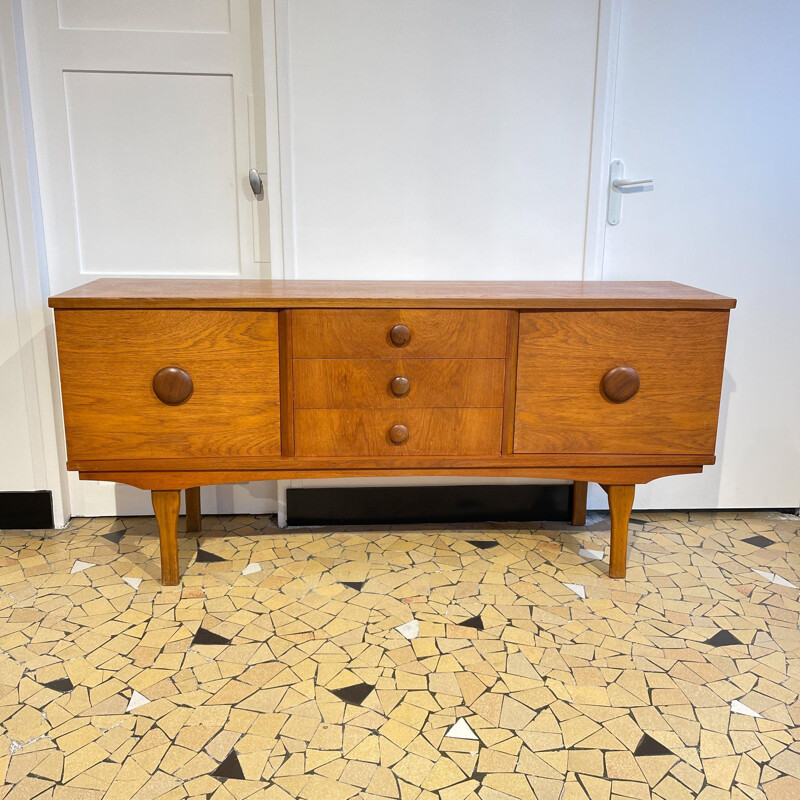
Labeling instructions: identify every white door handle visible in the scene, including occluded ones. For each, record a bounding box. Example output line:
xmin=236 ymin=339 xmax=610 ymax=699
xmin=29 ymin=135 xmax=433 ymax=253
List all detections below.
xmin=607 ymin=160 xmax=653 ymax=225
xmin=612 ymin=177 xmax=653 ymax=189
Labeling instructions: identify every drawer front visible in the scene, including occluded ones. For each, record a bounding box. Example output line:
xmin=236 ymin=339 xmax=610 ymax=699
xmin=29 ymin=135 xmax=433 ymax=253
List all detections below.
xmin=292 ymin=309 xmax=508 ymax=358
xmin=514 ymin=311 xmax=729 ymax=455
xmin=295 ymin=409 xmax=503 ymax=456
xmin=294 ymin=358 xmax=505 ymax=408
xmin=55 ymin=310 xmax=281 ymax=460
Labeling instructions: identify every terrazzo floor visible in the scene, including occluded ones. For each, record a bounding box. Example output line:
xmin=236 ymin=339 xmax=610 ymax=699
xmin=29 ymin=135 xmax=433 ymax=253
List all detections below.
xmin=1 ymin=510 xmax=800 ymax=800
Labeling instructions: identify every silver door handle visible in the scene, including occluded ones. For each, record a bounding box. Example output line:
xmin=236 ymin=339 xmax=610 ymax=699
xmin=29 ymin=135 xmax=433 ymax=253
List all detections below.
xmin=249 ymin=168 xmax=264 ymax=197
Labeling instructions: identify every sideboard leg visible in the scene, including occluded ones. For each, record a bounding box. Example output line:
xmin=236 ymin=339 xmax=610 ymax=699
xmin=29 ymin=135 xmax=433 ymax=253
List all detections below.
xmin=185 ymin=486 xmax=202 ymax=532
xmin=570 ymin=481 xmax=588 ymax=526
xmin=152 ymin=490 xmax=181 ymax=585
xmin=605 ymin=484 xmax=635 ymax=579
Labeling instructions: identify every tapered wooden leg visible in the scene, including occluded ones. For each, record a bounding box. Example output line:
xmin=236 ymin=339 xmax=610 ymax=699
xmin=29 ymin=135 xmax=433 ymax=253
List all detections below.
xmin=604 ymin=484 xmax=635 ymax=579
xmin=185 ymin=486 xmax=201 ymax=532
xmin=571 ymin=481 xmax=588 ymax=526
xmin=152 ymin=490 xmax=180 ymax=585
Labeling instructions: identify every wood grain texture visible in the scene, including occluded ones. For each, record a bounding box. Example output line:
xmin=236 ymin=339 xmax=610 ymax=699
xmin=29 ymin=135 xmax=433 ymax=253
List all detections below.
xmin=294 ymin=408 xmax=503 ymax=457
xmin=152 ymin=490 xmax=180 ymax=585
xmin=571 ymin=481 xmax=588 ymax=526
xmin=514 ymin=310 xmax=730 ymax=455
xmin=278 ymin=310 xmax=295 ymax=456
xmin=293 ymin=358 xmax=505 ymax=408
xmin=55 ymin=309 xmax=281 ymax=460
xmin=292 ymin=309 xmax=508 ymax=358
xmin=69 ymin=453 xmax=715 ymax=471
xmin=185 ymin=486 xmax=201 ymax=532
xmin=83 ymin=466 xmax=702 ymax=491
xmin=501 ymin=311 xmax=520 ymax=454
xmin=605 ymin=484 xmax=635 ymax=579
xmin=49 ymin=278 xmax=737 ymax=310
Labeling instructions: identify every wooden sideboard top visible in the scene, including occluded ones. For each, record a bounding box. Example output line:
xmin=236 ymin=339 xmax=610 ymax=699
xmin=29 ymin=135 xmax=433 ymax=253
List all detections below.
xmin=49 ymin=279 xmax=736 ymax=310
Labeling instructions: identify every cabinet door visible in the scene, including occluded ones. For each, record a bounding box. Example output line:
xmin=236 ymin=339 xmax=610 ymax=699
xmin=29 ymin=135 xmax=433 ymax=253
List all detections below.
xmin=514 ymin=311 xmax=729 ymax=455
xmin=56 ymin=310 xmax=280 ymax=461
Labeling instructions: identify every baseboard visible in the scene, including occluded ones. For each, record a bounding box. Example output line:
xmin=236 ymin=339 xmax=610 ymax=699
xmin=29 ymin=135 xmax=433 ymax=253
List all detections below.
xmin=0 ymin=491 xmax=54 ymax=529
xmin=286 ymin=483 xmax=571 ymax=526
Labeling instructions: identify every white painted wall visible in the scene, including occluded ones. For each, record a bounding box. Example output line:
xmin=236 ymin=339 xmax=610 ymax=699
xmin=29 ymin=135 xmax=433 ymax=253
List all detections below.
xmin=278 ymin=0 xmax=602 ymax=281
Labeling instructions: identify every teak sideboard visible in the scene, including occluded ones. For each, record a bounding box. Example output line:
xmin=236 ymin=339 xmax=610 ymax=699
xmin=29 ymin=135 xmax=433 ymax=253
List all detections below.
xmin=48 ymin=279 xmax=736 ymax=585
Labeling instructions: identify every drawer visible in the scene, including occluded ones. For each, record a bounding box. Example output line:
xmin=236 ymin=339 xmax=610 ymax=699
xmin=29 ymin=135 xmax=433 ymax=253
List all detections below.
xmin=292 ymin=309 xmax=508 ymax=358
xmin=514 ymin=311 xmax=730 ymax=455
xmin=294 ymin=358 xmax=505 ymax=408
xmin=294 ymin=409 xmax=503 ymax=456
xmin=55 ymin=310 xmax=281 ymax=460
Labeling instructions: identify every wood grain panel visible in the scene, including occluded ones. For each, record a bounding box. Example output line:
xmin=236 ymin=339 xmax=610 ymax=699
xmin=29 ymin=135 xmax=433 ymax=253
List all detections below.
xmin=292 ymin=310 xmax=508 ymax=358
xmin=83 ymin=465 xmax=703 ymax=491
xmin=293 ymin=359 xmax=504 ymax=408
xmin=49 ymin=278 xmax=737 ymax=310
xmin=514 ymin=310 xmax=730 ymax=455
xmin=69 ymin=452 xmax=715 ymax=472
xmin=55 ymin=309 xmax=280 ymax=460
xmin=278 ymin=310 xmax=295 ymax=456
xmin=295 ymin=409 xmax=502 ymax=457
xmin=501 ymin=310 xmax=519 ymax=454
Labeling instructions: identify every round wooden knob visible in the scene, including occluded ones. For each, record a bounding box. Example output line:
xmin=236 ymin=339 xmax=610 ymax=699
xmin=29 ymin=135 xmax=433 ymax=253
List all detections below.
xmin=389 ymin=424 xmax=409 ymax=445
xmin=601 ymin=366 xmax=640 ymax=404
xmin=389 ymin=324 xmax=411 ymax=347
xmin=390 ymin=376 xmax=410 ymax=397
xmin=152 ymin=366 xmax=193 ymax=406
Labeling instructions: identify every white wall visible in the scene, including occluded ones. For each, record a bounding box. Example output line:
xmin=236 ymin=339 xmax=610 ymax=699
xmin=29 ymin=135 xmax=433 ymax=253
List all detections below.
xmin=278 ymin=0 xmax=602 ymax=281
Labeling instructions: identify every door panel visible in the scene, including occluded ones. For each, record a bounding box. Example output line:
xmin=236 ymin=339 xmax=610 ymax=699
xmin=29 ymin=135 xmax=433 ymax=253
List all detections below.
xmin=55 ymin=310 xmax=281 ymax=460
xmin=514 ymin=311 xmax=729 ymax=455
xmin=604 ymin=0 xmax=800 ymax=506
xmin=57 ymin=0 xmax=231 ymax=33
xmin=63 ymin=71 xmax=240 ymax=276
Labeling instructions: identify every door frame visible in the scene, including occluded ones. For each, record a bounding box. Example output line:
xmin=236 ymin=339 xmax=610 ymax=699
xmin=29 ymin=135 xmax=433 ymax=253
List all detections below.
xmin=0 ymin=0 xmax=70 ymax=526
xmin=583 ymin=0 xmax=622 ymax=281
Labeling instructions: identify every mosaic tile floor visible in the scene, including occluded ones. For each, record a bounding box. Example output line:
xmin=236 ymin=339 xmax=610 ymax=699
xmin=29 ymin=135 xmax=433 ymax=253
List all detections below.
xmin=1 ymin=510 xmax=800 ymax=800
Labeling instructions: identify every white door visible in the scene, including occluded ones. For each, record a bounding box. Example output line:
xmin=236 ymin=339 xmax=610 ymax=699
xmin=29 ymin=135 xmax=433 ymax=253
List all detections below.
xmin=601 ymin=0 xmax=800 ymax=509
xmin=22 ymin=0 xmax=272 ymax=516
